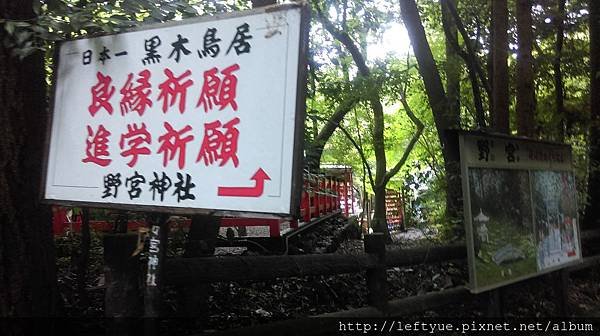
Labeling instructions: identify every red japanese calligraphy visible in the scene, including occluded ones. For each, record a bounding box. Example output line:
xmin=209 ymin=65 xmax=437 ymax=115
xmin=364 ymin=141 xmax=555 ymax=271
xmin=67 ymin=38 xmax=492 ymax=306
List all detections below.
xmin=120 ymin=123 xmax=152 ymax=167
xmin=219 ymin=64 xmax=239 ymax=111
xmin=197 ymin=64 xmax=240 ymax=113
xmin=88 ymin=72 xmax=115 ymax=116
xmin=82 ymin=124 xmax=112 ymax=166
xmin=120 ymin=70 xmax=152 ymax=116
xmin=197 ymin=117 xmax=240 ymax=167
xmin=197 ymin=67 xmax=220 ymax=112
xmin=157 ymin=68 xmax=193 ymax=114
xmin=157 ymin=122 xmax=194 ymax=169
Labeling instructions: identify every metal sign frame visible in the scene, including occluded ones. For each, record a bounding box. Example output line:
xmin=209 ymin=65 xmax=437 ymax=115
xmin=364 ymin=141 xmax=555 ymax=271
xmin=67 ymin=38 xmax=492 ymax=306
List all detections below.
xmin=458 ymin=131 xmax=582 ymax=293
xmin=41 ymin=3 xmax=310 ymax=217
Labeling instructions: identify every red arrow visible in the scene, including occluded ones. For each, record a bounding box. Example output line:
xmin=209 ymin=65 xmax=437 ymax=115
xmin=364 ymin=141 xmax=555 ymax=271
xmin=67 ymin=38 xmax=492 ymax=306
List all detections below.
xmin=217 ymin=168 xmax=271 ymax=197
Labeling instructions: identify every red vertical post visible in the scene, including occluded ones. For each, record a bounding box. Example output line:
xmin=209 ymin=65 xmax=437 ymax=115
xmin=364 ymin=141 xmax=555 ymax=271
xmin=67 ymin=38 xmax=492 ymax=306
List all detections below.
xmin=314 ymin=174 xmax=320 ymax=218
xmin=321 ymin=175 xmax=325 ymax=214
xmin=350 ymin=169 xmax=354 ymax=215
xmin=326 ymin=177 xmax=329 ymax=212
xmin=343 ymin=169 xmax=349 ymax=217
xmin=332 ymin=177 xmax=336 ymax=211
xmin=268 ymin=219 xmax=280 ymax=237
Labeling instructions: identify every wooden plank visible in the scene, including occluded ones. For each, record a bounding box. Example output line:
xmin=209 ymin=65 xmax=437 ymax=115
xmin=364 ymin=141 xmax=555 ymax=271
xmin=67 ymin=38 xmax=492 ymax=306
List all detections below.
xmin=165 ymin=238 xmax=599 ymax=286
xmin=164 ymin=254 xmax=377 ymax=285
xmin=164 ymin=245 xmax=466 ymax=285
xmin=384 ymin=244 xmax=466 ymax=267
xmin=321 ymin=286 xmax=470 ymax=317
xmin=203 ymin=287 xmax=471 ymax=336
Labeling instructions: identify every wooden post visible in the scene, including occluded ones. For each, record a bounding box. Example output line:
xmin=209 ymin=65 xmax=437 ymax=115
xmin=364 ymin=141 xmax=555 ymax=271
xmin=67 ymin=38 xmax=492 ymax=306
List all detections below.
xmin=364 ymin=233 xmax=388 ymax=313
xmin=487 ymin=288 xmax=504 ymax=317
xmin=400 ymin=187 xmax=407 ymax=231
xmin=103 ymin=233 xmax=141 ymax=336
xmin=144 ymin=213 xmax=169 ymax=336
xmin=365 ymin=194 xmax=371 ymax=232
xmin=76 ymin=208 xmax=91 ymax=308
xmin=552 ymin=269 xmax=570 ymax=316
xmin=180 ymin=214 xmax=220 ymax=319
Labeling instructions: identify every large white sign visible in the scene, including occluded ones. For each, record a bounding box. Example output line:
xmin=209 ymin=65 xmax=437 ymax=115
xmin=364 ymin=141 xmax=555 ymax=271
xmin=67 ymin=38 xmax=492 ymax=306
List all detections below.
xmin=44 ymin=4 xmax=307 ymax=215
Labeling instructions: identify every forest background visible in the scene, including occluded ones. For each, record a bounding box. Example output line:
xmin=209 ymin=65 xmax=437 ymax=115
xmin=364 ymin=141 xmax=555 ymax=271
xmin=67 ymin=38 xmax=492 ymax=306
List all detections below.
xmin=0 ymin=0 xmax=599 ymax=318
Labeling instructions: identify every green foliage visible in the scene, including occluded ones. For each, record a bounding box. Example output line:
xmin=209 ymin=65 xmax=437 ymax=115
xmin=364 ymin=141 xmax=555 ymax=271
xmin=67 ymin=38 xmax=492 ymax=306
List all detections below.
xmin=1 ymin=0 xmax=594 ymax=240
xmin=1 ymin=0 xmax=250 ymax=59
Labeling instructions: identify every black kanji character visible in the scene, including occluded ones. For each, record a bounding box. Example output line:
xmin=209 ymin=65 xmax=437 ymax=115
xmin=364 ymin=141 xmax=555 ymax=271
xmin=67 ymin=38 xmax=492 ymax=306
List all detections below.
xmin=83 ymin=50 xmax=92 ymax=65
xmin=99 ymin=46 xmax=111 ymax=65
xmin=102 ymin=173 xmax=122 ymax=198
xmin=226 ymin=23 xmax=252 ymax=55
xmin=168 ymin=34 xmax=191 ymax=63
xmin=173 ymin=172 xmax=195 ymax=202
xmin=115 ymin=51 xmax=128 ymax=57
xmin=143 ymin=36 xmax=162 ymax=65
xmin=198 ymin=28 xmax=221 ymax=58
xmin=126 ymin=171 xmax=146 ymax=200
xmin=505 ymin=143 xmax=520 ymax=163
xmin=477 ymin=140 xmax=490 ymax=162
xmin=149 ymin=172 xmax=172 ymax=201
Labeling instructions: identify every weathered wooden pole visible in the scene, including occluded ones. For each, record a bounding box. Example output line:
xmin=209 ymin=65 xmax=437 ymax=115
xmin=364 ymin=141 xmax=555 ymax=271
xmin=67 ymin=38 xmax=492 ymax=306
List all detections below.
xmin=179 ymin=214 xmax=220 ymax=319
xmin=76 ymin=208 xmax=91 ymax=308
xmin=364 ymin=233 xmax=388 ymax=313
xmin=103 ymin=232 xmax=141 ymax=336
xmin=552 ymin=269 xmax=570 ymax=316
xmin=486 ymin=288 xmax=504 ymax=317
xmin=144 ymin=213 xmax=169 ymax=336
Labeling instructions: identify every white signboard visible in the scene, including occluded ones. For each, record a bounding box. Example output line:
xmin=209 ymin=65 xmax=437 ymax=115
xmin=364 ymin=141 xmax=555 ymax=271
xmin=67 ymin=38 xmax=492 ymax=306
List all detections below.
xmin=44 ymin=4 xmax=308 ymax=215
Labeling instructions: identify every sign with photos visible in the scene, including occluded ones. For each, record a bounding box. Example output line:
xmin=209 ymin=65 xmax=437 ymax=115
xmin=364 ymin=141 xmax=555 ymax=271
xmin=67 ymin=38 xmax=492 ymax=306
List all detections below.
xmin=459 ymin=131 xmax=582 ymax=293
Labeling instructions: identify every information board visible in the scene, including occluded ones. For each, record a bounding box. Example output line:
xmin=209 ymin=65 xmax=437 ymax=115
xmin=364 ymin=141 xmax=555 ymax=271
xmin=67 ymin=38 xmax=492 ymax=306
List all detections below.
xmin=459 ymin=131 xmax=582 ymax=293
xmin=43 ymin=4 xmax=308 ymax=216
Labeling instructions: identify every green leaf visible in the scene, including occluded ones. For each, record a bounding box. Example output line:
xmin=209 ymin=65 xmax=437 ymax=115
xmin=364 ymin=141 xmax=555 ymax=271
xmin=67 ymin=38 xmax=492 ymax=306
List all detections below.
xmin=15 ymin=31 xmax=33 ymax=45
xmin=4 ymin=21 xmax=15 ymax=35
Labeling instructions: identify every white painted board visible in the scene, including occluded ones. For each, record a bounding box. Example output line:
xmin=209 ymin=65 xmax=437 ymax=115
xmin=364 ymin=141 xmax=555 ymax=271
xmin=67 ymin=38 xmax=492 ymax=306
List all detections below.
xmin=44 ymin=5 xmax=306 ymax=215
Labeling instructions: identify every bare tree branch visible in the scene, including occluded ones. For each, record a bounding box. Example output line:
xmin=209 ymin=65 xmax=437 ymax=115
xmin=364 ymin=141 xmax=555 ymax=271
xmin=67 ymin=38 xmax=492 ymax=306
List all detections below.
xmin=310 ymin=115 xmax=375 ymax=189
xmin=337 ymin=123 xmax=376 ymax=189
xmin=305 ymin=94 xmax=361 ymax=169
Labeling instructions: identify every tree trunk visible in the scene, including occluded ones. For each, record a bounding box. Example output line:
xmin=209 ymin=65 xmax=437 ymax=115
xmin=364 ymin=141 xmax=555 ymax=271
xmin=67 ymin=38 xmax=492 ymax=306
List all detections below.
xmin=584 ymin=0 xmax=600 ymax=229
xmin=516 ymin=0 xmax=535 ymax=137
xmin=555 ymin=0 xmax=566 ymax=139
xmin=371 ymin=186 xmax=388 ymax=241
xmin=442 ymin=0 xmax=461 ymax=128
xmin=316 ymin=6 xmax=391 ymax=240
xmin=491 ymin=0 xmax=510 ymax=134
xmin=304 ymin=96 xmax=359 ymax=170
xmin=441 ymin=0 xmax=486 ymax=128
xmin=0 ymin=0 xmax=59 ymax=321
xmin=399 ymin=0 xmax=462 ymax=229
